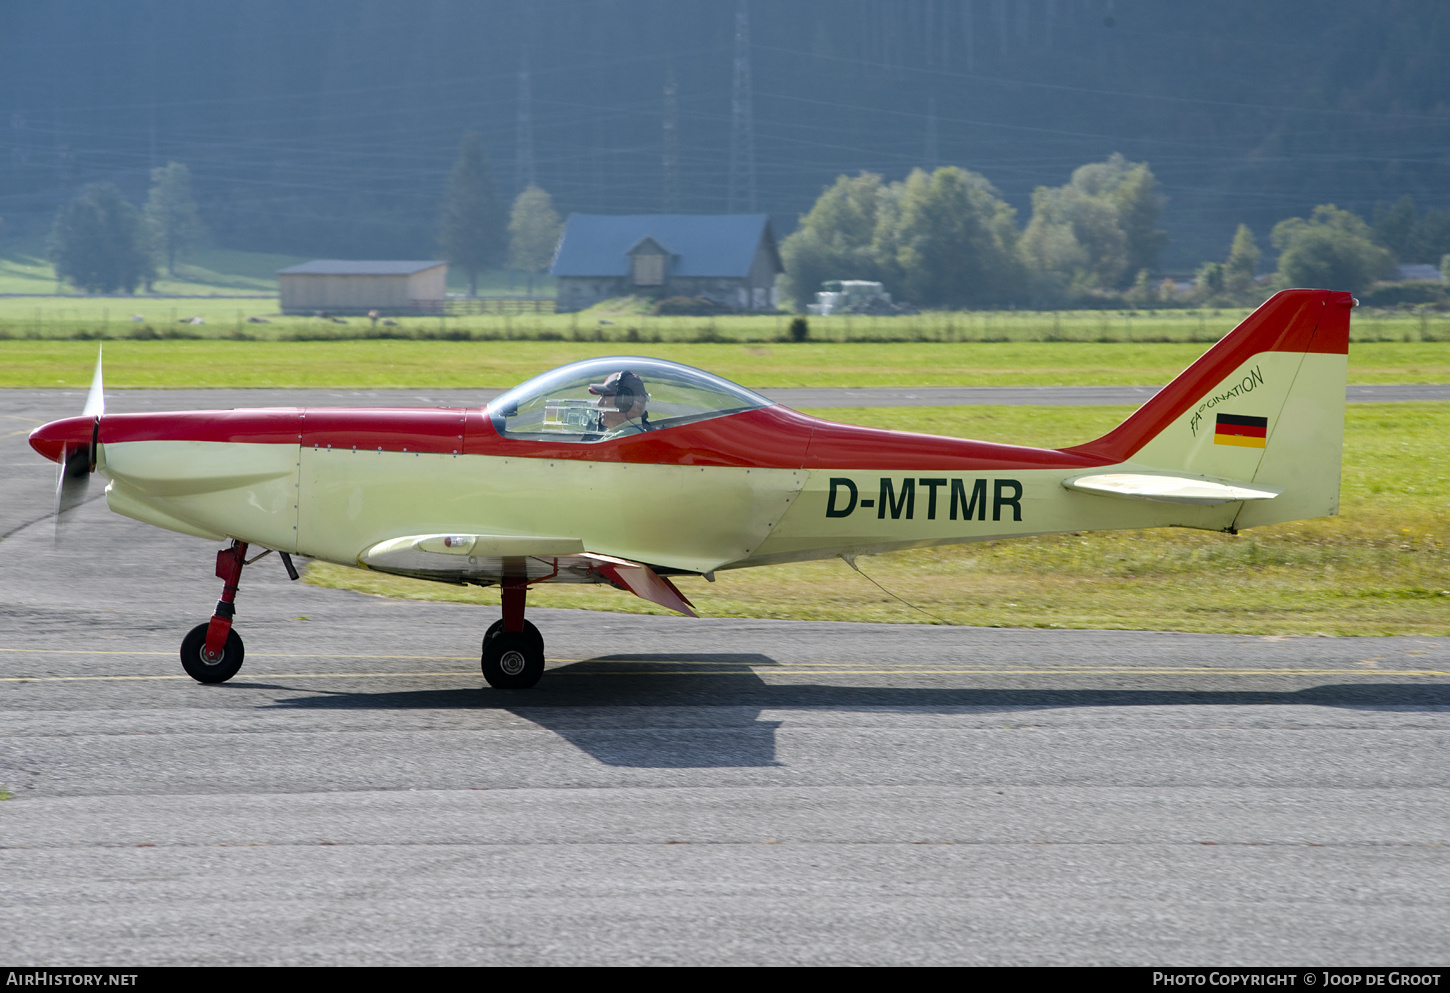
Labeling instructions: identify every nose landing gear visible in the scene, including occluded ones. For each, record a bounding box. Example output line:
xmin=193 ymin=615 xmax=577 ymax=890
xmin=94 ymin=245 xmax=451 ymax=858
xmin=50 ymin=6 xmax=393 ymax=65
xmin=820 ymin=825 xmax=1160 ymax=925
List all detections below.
xmin=179 ymin=541 xmax=299 ymax=684
xmin=180 ymin=540 xmax=249 ymax=683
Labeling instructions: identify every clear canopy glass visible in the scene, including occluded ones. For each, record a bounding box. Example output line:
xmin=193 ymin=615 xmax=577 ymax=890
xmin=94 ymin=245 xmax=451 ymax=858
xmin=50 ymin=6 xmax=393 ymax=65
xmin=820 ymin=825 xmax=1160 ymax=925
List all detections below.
xmin=486 ymin=356 xmax=772 ymax=442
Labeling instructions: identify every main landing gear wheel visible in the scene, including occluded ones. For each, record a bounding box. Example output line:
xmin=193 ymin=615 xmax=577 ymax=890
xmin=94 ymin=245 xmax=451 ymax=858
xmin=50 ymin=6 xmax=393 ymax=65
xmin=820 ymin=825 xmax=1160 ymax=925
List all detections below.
xmin=180 ymin=622 xmax=245 ymax=683
xmin=481 ymin=630 xmax=545 ymax=689
xmin=482 ymin=619 xmax=543 ymax=656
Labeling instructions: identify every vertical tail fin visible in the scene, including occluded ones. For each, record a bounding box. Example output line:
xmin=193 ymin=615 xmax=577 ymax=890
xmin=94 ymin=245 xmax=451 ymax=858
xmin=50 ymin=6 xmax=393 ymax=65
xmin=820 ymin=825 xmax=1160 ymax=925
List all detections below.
xmin=1064 ymin=288 xmax=1353 ymax=526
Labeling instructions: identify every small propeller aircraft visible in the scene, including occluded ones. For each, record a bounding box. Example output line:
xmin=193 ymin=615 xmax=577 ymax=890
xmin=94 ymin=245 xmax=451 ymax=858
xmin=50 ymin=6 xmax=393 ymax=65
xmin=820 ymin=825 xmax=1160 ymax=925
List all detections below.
xmin=30 ymin=288 xmax=1353 ymax=689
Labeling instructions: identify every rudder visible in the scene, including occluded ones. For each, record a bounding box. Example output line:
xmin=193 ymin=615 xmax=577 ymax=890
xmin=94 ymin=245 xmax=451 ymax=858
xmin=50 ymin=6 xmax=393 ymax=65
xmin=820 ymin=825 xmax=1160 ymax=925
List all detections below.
xmin=1063 ymin=288 xmax=1353 ymax=527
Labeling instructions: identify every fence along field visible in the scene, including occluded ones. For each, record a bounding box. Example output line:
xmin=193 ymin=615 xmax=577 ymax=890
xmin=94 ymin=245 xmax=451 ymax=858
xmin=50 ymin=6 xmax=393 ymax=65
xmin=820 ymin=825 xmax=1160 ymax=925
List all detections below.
xmin=1 ymin=296 xmax=1449 ymax=344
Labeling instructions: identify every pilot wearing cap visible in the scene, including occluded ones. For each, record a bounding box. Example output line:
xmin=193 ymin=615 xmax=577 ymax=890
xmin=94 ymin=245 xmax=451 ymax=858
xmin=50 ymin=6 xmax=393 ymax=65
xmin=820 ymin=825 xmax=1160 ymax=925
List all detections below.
xmin=588 ymin=370 xmax=653 ymax=436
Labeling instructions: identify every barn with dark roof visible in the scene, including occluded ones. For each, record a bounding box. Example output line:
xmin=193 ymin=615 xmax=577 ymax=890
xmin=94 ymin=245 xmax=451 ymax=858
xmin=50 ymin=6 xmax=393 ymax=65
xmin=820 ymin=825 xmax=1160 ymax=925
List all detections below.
xmin=550 ymin=214 xmax=783 ymax=313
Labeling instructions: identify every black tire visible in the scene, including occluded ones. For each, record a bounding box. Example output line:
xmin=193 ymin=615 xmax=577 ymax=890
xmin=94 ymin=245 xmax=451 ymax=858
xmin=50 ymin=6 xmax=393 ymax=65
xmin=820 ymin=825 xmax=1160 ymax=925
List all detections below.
xmin=481 ymin=630 xmax=545 ymax=689
xmin=482 ymin=619 xmax=543 ymax=656
xmin=180 ymin=622 xmax=245 ymax=684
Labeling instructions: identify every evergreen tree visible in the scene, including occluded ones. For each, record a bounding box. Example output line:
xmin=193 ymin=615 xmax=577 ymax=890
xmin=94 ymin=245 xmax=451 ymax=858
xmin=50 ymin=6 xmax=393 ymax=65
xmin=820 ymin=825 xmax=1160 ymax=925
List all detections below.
xmin=1224 ymin=224 xmax=1261 ymax=298
xmin=48 ymin=183 xmax=154 ymax=294
xmin=438 ymin=133 xmax=505 ymax=297
xmin=506 ymin=185 xmax=563 ymax=296
xmin=143 ymin=162 xmax=207 ymax=278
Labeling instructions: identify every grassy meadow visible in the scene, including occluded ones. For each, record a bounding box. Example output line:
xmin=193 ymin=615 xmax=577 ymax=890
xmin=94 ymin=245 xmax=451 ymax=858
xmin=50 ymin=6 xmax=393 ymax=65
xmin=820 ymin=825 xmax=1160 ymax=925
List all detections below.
xmin=0 ymin=240 xmax=551 ymax=299
xmin=2 ymin=338 xmax=1449 ymax=390
xmin=307 ymin=402 xmax=1450 ymax=637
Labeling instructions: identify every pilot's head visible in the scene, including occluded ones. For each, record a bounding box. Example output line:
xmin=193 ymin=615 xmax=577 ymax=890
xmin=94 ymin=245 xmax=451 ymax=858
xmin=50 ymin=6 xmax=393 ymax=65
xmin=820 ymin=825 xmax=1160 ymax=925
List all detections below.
xmin=589 ymin=370 xmax=647 ymax=427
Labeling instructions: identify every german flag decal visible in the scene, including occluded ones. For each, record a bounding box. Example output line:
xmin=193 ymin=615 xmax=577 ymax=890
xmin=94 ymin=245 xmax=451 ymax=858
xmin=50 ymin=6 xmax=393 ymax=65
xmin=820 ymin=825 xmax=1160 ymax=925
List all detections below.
xmin=1214 ymin=413 xmax=1268 ymax=448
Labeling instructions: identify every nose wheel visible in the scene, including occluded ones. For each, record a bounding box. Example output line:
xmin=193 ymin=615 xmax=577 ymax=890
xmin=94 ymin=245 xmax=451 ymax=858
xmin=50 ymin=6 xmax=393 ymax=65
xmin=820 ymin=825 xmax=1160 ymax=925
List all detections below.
xmin=180 ymin=622 xmax=245 ymax=683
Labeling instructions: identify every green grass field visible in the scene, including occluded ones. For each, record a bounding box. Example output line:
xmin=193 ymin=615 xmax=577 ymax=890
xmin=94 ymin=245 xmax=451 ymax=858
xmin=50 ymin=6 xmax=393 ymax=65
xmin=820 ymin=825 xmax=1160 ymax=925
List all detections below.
xmin=306 ymin=402 xmax=1450 ymax=636
xmin=1 ymin=338 xmax=1447 ymax=390
xmin=0 ymin=243 xmax=307 ymax=297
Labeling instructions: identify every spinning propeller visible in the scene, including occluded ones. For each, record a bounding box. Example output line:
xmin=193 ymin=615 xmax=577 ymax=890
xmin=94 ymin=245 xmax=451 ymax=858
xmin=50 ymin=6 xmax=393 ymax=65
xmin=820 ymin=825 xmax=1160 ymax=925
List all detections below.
xmin=54 ymin=346 xmax=104 ymax=542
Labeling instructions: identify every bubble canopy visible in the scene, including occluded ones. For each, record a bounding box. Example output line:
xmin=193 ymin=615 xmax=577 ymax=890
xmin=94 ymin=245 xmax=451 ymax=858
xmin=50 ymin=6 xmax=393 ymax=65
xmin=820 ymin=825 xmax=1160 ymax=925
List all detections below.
xmin=486 ymin=356 xmax=773 ymax=442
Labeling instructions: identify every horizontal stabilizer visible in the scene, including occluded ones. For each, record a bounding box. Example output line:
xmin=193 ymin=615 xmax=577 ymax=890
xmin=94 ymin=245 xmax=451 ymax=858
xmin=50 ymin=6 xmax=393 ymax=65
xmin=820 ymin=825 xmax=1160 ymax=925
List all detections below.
xmin=1063 ymin=473 xmax=1280 ymax=506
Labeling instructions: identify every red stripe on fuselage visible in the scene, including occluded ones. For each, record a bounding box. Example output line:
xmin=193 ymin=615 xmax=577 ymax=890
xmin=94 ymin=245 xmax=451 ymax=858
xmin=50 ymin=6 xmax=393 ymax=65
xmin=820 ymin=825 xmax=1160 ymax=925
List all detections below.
xmin=84 ymin=408 xmax=468 ymax=455
xmin=465 ymin=405 xmax=1109 ymax=471
xmin=42 ymin=402 xmax=1110 ymax=473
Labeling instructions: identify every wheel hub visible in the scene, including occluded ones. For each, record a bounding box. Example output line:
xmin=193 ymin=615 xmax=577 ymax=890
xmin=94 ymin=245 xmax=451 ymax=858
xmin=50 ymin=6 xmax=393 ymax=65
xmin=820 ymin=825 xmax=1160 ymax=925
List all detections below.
xmin=499 ymin=649 xmax=527 ymax=676
xmin=200 ymin=648 xmax=225 ymax=665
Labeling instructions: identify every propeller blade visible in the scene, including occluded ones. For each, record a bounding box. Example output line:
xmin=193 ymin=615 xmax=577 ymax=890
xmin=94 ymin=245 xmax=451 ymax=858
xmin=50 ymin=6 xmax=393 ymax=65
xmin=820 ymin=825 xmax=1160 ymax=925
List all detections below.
xmin=55 ymin=345 xmax=104 ymax=543
xmin=82 ymin=344 xmax=105 ymax=417
xmin=53 ymin=441 xmax=92 ymax=545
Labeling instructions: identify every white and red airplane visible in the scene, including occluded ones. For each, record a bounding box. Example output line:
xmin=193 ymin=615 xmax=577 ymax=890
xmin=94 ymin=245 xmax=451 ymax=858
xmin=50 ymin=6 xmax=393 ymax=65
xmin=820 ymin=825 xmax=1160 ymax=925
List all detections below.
xmin=29 ymin=288 xmax=1353 ymax=688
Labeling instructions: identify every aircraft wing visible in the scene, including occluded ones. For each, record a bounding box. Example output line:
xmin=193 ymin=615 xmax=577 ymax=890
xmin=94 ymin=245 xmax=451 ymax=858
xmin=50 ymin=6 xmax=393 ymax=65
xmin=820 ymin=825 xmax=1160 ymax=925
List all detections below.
xmin=1062 ymin=473 xmax=1281 ymax=506
xmin=357 ymin=533 xmax=696 ymax=617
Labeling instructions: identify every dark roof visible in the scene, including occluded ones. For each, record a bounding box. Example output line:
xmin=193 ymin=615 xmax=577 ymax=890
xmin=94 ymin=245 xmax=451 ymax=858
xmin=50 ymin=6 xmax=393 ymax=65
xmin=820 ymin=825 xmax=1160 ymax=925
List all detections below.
xmin=277 ymin=260 xmax=446 ymax=276
xmin=551 ymin=214 xmax=780 ymax=278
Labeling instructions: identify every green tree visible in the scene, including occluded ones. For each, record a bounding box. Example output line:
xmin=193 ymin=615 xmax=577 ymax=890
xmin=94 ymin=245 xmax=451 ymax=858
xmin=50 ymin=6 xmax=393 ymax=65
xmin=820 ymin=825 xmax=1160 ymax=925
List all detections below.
xmin=1195 ymin=261 xmax=1226 ymax=298
xmin=778 ymin=172 xmax=889 ymax=309
xmin=885 ymin=167 xmax=1023 ymax=308
xmin=143 ymin=162 xmax=207 ymax=278
xmin=1019 ymin=183 xmax=1127 ymax=296
xmin=47 ymin=183 xmax=154 ymax=294
xmin=1272 ymin=205 xmax=1394 ymax=294
xmin=438 ymin=132 xmax=505 ymax=296
xmin=1019 ymin=154 xmax=1167 ymax=298
xmin=506 ymin=185 xmax=563 ymax=296
xmin=1224 ymin=224 xmax=1261 ymax=298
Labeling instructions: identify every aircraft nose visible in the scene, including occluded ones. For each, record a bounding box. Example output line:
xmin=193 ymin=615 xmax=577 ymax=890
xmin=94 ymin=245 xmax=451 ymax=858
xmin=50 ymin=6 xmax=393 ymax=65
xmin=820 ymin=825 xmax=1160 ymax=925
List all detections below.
xmin=29 ymin=415 xmax=95 ymax=464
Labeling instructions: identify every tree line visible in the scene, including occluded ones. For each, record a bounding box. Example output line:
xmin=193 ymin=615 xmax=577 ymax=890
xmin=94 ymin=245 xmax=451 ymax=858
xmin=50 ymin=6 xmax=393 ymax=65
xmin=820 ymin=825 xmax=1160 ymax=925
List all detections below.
xmin=45 ymin=137 xmax=1436 ymax=308
xmin=47 ymin=164 xmax=207 ymax=295
xmin=781 ymin=155 xmax=1428 ymax=312
xmin=47 ymin=134 xmax=564 ymax=298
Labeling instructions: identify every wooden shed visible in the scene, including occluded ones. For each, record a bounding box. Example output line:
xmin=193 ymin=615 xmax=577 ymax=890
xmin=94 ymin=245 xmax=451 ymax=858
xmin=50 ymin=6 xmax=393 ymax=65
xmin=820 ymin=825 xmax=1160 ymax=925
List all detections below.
xmin=277 ymin=260 xmax=448 ymax=315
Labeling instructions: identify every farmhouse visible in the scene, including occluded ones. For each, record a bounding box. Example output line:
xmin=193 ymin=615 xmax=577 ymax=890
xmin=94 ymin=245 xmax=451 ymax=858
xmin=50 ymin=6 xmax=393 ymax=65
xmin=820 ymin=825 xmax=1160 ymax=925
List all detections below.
xmin=277 ymin=260 xmax=448 ymax=316
xmin=551 ymin=214 xmax=783 ymax=313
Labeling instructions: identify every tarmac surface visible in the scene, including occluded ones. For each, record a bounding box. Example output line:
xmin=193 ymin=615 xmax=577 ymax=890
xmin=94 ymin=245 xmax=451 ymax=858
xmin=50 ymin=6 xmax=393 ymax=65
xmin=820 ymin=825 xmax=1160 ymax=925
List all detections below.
xmin=2 ymin=389 xmax=1448 ymax=966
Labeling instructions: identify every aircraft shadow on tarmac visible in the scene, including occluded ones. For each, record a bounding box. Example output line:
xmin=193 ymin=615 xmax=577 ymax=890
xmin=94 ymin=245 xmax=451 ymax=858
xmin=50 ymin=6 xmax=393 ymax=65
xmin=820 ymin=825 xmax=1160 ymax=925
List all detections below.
xmin=256 ymin=653 xmax=1450 ymax=769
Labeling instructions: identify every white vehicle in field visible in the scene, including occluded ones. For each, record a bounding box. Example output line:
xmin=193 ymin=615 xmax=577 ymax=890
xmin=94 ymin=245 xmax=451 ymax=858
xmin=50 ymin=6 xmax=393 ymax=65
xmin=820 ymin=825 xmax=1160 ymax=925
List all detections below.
xmin=807 ymin=280 xmax=897 ymax=316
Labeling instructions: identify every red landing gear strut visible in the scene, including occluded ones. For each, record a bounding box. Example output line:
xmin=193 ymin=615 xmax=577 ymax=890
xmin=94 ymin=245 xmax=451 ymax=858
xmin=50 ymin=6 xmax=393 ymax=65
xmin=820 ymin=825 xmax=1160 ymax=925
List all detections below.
xmin=178 ymin=540 xmax=299 ymax=684
xmin=479 ymin=575 xmax=546 ymax=689
xmin=204 ymin=540 xmax=248 ymax=662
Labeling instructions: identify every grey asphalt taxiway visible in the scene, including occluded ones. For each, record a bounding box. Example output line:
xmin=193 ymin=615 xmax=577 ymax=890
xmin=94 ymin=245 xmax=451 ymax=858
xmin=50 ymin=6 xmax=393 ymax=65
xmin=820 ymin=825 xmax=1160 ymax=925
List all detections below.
xmin=1 ymin=390 xmax=1447 ymax=966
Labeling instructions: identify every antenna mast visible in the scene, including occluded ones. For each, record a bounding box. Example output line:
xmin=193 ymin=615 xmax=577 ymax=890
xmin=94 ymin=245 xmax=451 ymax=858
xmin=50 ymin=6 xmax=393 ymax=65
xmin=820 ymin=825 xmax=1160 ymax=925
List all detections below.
xmin=515 ymin=47 xmax=537 ymax=192
xmin=727 ymin=0 xmax=756 ymax=212
xmin=663 ymin=65 xmax=680 ymax=211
